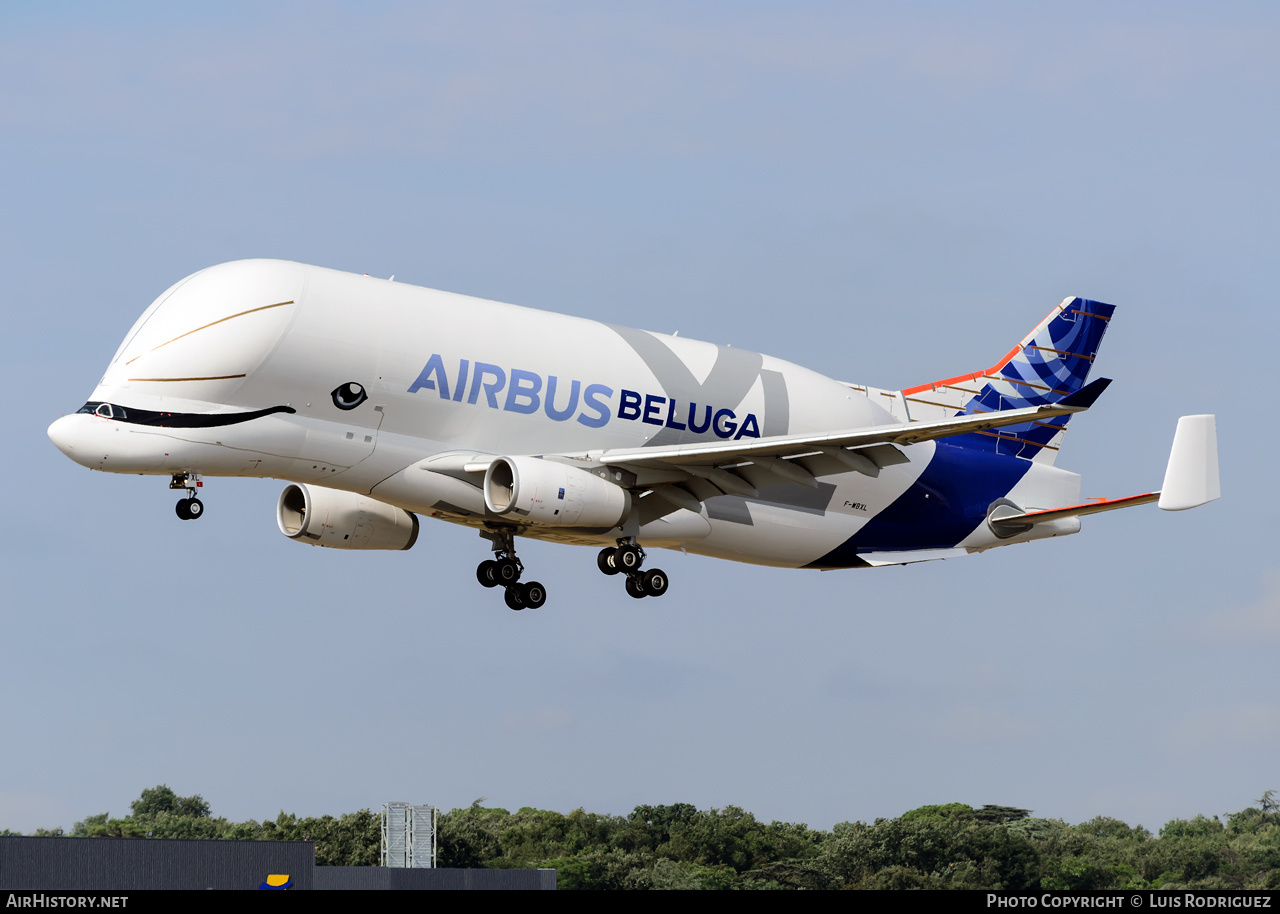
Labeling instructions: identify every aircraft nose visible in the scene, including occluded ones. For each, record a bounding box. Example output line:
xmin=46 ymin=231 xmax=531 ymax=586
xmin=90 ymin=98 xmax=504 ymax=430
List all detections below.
xmin=47 ymin=414 xmax=81 ymax=458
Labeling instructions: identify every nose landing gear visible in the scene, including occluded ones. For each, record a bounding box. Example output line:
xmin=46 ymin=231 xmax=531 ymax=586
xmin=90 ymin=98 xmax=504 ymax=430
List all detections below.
xmin=171 ymin=473 xmax=205 ymax=521
xmin=598 ymin=540 xmax=669 ymax=600
xmin=478 ymin=527 xmax=546 ymax=611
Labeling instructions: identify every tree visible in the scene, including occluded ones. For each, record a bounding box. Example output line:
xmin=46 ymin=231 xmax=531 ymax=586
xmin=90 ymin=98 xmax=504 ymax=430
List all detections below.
xmin=130 ymin=785 xmax=210 ymax=819
xmin=900 ymin=803 xmax=975 ymax=822
xmin=1259 ymin=791 xmax=1279 ymax=819
xmin=437 ymin=802 xmax=508 ymax=868
xmin=72 ymin=814 xmax=109 ymax=837
xmin=972 ymin=806 xmax=1032 ymax=824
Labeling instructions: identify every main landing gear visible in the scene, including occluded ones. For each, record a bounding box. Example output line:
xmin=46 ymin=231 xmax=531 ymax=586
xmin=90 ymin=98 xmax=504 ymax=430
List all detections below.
xmin=597 ymin=539 xmax=669 ymax=600
xmin=476 ymin=527 xmax=547 ymax=611
xmin=474 ymin=531 xmax=669 ymax=609
xmin=170 ymin=473 xmax=205 ymax=521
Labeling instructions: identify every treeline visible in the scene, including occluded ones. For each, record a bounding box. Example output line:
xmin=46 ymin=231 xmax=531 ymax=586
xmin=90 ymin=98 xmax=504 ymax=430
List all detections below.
xmin=4 ymin=786 xmax=381 ymax=867
xmin=6 ymin=786 xmax=1280 ymax=889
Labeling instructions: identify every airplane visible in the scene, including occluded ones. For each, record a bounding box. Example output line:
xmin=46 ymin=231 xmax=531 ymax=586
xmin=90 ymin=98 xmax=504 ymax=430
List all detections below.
xmin=47 ymin=259 xmax=1220 ymax=610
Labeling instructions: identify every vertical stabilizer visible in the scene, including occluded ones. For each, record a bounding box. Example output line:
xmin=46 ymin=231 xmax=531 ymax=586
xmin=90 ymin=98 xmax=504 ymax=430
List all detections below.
xmin=896 ymin=297 xmax=1115 ymax=464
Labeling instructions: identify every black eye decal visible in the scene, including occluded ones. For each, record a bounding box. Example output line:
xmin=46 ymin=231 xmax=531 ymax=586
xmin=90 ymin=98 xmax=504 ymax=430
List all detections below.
xmin=331 ymin=382 xmax=368 ymax=410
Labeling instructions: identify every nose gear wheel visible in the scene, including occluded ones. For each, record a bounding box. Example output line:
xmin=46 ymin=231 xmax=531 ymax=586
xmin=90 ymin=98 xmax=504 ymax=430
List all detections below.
xmin=170 ymin=473 xmax=205 ymax=521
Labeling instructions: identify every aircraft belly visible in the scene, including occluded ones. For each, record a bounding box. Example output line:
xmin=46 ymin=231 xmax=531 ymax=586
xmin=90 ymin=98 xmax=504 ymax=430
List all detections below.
xmin=683 ymin=454 xmax=932 ymax=568
xmin=637 ymin=508 xmax=712 ymax=546
xmin=691 ymin=503 xmax=871 ymax=568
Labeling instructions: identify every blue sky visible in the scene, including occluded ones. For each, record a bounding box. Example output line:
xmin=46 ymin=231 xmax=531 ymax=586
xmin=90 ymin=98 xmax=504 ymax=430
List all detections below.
xmin=2 ymin=2 xmax=1275 ymax=834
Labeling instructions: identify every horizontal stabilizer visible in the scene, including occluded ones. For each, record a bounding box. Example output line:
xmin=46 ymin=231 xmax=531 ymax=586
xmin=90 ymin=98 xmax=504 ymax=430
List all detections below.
xmin=1056 ymin=377 xmax=1112 ymax=410
xmin=989 ymin=492 xmax=1159 ymax=528
xmin=1158 ymin=414 xmax=1220 ymax=511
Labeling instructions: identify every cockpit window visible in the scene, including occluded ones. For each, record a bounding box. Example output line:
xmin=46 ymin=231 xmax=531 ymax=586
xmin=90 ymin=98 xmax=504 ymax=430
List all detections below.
xmin=77 ymin=402 xmax=128 ymax=420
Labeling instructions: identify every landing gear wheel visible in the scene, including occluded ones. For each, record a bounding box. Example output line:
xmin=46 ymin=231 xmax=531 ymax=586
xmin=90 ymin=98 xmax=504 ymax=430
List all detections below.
xmin=521 ymin=581 xmax=547 ymax=609
xmin=478 ymin=528 xmax=538 ymax=604
xmin=186 ymin=498 xmax=204 ymax=519
xmin=640 ymin=568 xmax=668 ymax=597
xmin=625 ymin=574 xmax=647 ymax=599
xmin=615 ymin=544 xmax=643 ymax=572
xmin=175 ymin=499 xmax=191 ymax=520
xmin=476 ymin=560 xmax=499 ymax=588
xmin=494 ymin=558 xmax=522 ymax=585
xmin=597 ymin=547 xmax=620 ymax=576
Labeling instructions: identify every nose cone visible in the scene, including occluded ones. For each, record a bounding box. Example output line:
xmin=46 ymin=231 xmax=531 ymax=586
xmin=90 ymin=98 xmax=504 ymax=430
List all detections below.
xmin=48 ymin=414 xmax=81 ymax=459
xmin=47 ymin=412 xmax=167 ymax=472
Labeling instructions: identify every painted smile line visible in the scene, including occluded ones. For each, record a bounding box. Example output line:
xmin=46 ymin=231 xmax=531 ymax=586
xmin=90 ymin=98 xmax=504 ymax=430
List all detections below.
xmin=75 ymin=401 xmax=297 ymax=429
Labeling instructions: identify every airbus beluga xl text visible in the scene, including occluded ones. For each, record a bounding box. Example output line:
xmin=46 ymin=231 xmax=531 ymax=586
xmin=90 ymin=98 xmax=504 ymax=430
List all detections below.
xmin=47 ymin=260 xmax=1220 ymax=609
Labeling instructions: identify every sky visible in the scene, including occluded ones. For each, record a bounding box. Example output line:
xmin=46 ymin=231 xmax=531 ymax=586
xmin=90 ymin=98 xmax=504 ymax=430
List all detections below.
xmin=2 ymin=1 xmax=1276 ymax=835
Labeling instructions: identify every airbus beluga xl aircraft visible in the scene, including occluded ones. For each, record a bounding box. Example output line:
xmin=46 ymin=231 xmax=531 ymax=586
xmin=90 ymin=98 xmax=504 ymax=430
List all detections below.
xmin=47 ymin=260 xmax=1219 ymax=610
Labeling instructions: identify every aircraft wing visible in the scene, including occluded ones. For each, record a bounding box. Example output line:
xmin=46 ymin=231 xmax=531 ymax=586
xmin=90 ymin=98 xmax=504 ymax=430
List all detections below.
xmin=581 ymin=378 xmax=1111 ymax=500
xmin=599 ymin=377 xmax=1110 ymax=469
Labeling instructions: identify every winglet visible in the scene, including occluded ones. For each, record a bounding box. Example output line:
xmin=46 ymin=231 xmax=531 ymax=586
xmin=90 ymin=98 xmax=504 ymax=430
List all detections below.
xmin=1055 ymin=377 xmax=1112 ymax=411
xmin=1158 ymin=414 xmax=1220 ymax=511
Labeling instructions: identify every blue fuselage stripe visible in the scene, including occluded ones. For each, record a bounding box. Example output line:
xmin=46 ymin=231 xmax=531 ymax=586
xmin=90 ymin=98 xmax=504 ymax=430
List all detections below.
xmin=806 ymin=443 xmax=1033 ymax=569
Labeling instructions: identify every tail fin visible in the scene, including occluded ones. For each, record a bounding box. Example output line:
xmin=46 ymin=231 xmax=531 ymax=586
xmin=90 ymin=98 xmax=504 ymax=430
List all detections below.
xmin=899 ymin=297 xmax=1115 ymax=463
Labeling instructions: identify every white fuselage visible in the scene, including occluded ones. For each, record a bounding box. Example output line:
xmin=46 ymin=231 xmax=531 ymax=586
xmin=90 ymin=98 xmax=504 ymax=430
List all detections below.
xmin=48 ymin=260 xmax=1081 ymax=569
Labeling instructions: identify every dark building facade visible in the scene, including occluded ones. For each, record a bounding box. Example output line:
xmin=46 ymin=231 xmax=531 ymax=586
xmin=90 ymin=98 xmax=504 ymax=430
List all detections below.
xmin=0 ymin=837 xmax=553 ymax=890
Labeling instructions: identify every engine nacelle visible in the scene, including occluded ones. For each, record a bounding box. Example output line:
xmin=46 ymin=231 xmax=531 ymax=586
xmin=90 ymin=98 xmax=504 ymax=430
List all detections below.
xmin=277 ymin=483 xmax=419 ymax=550
xmin=484 ymin=456 xmax=631 ymax=528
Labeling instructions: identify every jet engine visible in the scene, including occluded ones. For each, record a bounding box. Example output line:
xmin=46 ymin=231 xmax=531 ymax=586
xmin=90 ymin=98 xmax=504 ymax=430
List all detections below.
xmin=277 ymin=483 xmax=419 ymax=550
xmin=483 ymin=456 xmax=631 ymax=528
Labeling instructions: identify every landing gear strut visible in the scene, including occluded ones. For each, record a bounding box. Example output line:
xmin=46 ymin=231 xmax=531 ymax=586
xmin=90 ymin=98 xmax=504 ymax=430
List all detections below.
xmin=477 ymin=527 xmax=546 ymax=610
xmin=597 ymin=539 xmax=669 ymax=599
xmin=170 ymin=473 xmax=204 ymax=521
